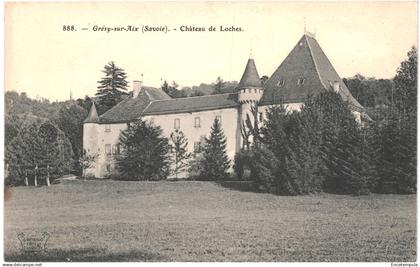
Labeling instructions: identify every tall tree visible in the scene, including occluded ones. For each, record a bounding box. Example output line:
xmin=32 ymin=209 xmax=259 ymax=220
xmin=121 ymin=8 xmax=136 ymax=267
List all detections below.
xmin=96 ymin=61 xmax=129 ymax=115
xmin=198 ymin=118 xmax=231 ymax=180
xmin=169 ymin=130 xmax=191 ymax=178
xmin=117 ymin=119 xmax=170 ymax=181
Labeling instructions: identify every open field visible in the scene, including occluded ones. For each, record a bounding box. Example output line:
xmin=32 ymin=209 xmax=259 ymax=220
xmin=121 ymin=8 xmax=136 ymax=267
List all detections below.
xmin=4 ymin=180 xmax=416 ymax=262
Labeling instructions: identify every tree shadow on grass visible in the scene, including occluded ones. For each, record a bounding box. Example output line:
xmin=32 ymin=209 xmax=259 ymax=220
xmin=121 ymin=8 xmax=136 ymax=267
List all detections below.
xmin=5 ymin=248 xmax=165 ymax=262
xmin=215 ymin=180 xmax=263 ymax=193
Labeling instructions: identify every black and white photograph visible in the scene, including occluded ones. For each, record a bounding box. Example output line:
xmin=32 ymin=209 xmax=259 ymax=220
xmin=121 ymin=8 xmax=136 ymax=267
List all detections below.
xmin=3 ymin=1 xmax=417 ymax=263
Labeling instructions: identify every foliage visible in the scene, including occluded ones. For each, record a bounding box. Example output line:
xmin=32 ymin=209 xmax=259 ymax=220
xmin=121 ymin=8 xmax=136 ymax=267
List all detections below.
xmin=79 ymin=151 xmax=99 ymax=179
xmin=55 ymin=104 xmax=88 ymax=174
xmin=116 ymin=119 xmax=170 ymax=181
xmin=5 ymin=121 xmax=74 ymax=186
xmin=195 ymin=118 xmax=231 ymax=180
xmin=240 ymin=104 xmax=260 ymax=149
xmin=96 ymin=61 xmax=129 ymax=115
xmin=368 ymin=47 xmax=417 ymax=194
xmin=180 ymin=81 xmax=238 ymax=96
xmin=169 ymin=130 xmax=191 ymax=178
xmin=393 ymin=46 xmax=417 ymax=114
xmin=233 ymin=149 xmax=253 ymax=180
xmin=5 ymin=91 xmax=63 ymax=121
xmin=213 ymin=76 xmax=225 ymax=95
xmin=343 ymin=74 xmax=394 ymax=109
xmin=161 ymin=80 xmax=186 ymax=98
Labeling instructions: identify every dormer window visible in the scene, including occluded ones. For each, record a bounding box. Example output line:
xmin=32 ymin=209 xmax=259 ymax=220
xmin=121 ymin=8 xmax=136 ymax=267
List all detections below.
xmin=276 ymin=79 xmax=285 ymax=87
xmin=297 ymin=78 xmax=306 ymax=85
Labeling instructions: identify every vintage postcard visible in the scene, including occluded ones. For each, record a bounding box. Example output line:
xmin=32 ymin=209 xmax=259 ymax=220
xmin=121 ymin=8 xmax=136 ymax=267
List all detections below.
xmin=3 ymin=1 xmax=417 ymax=264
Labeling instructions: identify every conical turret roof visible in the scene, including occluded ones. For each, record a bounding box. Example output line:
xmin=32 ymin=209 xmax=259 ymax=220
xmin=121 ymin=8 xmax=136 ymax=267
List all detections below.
xmin=84 ymin=102 xmax=99 ymax=123
xmin=260 ymin=33 xmax=363 ymax=111
xmin=238 ymin=58 xmax=262 ymax=89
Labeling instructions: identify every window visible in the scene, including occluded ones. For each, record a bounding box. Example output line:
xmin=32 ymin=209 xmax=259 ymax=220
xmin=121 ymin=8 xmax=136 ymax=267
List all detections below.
xmin=105 ymin=144 xmax=111 ymax=155
xmin=112 ymin=144 xmax=120 ymax=155
xmin=105 ymin=124 xmax=111 ymax=132
xmin=297 ymin=78 xmax=306 ymax=85
xmin=216 ymin=115 xmax=222 ymax=123
xmin=174 ymin=118 xmax=180 ymax=129
xmin=194 ymin=142 xmax=201 ymax=153
xmin=169 ymin=144 xmax=174 ymax=153
xmin=194 ymin=117 xmax=201 ymax=128
xmin=254 ymin=88 xmax=257 ymax=93
xmin=276 ymin=80 xmax=285 ymax=87
xmin=259 ymin=112 xmax=263 ymax=122
xmin=106 ymin=164 xmax=112 ymax=172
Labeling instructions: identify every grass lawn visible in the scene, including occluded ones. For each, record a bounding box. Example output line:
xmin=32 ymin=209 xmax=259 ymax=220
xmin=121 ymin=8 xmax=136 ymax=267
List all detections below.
xmin=4 ymin=180 xmax=416 ymax=262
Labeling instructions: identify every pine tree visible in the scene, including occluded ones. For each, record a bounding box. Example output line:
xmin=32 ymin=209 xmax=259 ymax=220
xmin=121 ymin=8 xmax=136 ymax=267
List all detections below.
xmin=284 ymin=112 xmax=324 ymax=194
xmin=117 ymin=119 xmax=170 ymax=181
xmin=198 ymin=118 xmax=231 ymax=180
xmin=372 ymin=47 xmax=417 ymax=194
xmin=170 ymin=129 xmax=191 ymax=178
xmin=96 ymin=61 xmax=129 ymax=115
xmin=313 ymin=91 xmax=370 ymax=195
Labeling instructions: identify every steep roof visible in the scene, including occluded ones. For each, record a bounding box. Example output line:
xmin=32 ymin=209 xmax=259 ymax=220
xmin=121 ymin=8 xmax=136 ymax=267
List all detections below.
xmin=143 ymin=93 xmax=239 ymax=116
xmin=238 ymin=58 xmax=262 ymax=88
xmin=98 ymin=87 xmax=171 ymax=123
xmin=260 ymin=34 xmax=364 ymax=111
xmin=84 ymin=102 xmax=99 ymax=123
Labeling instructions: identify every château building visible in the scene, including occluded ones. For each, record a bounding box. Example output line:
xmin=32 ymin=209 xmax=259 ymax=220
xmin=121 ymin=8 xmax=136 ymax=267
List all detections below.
xmin=83 ymin=33 xmax=366 ymax=178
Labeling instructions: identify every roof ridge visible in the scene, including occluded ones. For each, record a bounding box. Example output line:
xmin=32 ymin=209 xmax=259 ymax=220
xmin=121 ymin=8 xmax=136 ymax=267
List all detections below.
xmin=147 ymin=92 xmax=238 ymax=103
xmin=141 ymin=101 xmax=153 ymax=116
xmin=305 ymin=35 xmax=327 ymax=90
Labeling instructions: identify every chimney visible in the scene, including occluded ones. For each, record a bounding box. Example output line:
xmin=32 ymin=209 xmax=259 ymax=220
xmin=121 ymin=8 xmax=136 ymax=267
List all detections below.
xmin=333 ymin=81 xmax=340 ymax=93
xmin=133 ymin=80 xmax=142 ymax=98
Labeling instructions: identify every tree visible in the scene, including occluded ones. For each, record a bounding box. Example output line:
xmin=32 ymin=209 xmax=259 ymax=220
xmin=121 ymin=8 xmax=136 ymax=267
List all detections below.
xmin=169 ymin=130 xmax=191 ymax=178
xmin=96 ymin=61 xmax=129 ymax=115
xmin=116 ymin=119 xmax=170 ymax=181
xmin=213 ymin=76 xmax=224 ymax=94
xmin=308 ymin=91 xmax=371 ymax=195
xmin=393 ymin=46 xmax=417 ymax=114
xmin=56 ymin=104 xmax=88 ymax=174
xmin=369 ymin=47 xmax=417 ymax=194
xmin=197 ymin=118 xmax=230 ymax=180
xmin=5 ymin=121 xmax=74 ymax=186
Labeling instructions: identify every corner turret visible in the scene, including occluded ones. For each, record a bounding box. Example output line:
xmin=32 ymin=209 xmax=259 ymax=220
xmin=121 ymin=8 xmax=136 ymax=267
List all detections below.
xmin=84 ymin=102 xmax=99 ymax=123
xmin=237 ymin=57 xmax=263 ymax=119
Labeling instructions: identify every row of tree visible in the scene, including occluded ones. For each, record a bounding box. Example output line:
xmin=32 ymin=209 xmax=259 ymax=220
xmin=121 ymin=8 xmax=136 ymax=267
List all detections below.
xmin=113 ymin=118 xmax=231 ymax=181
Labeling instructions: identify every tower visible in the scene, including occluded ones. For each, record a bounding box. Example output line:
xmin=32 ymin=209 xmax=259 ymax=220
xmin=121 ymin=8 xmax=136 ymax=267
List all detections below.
xmin=83 ymin=102 xmax=100 ymax=176
xmin=237 ymin=57 xmax=263 ymax=145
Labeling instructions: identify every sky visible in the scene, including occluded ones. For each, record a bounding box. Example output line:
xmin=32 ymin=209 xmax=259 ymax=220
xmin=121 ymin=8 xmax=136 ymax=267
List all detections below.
xmin=4 ymin=1 xmax=418 ymax=101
